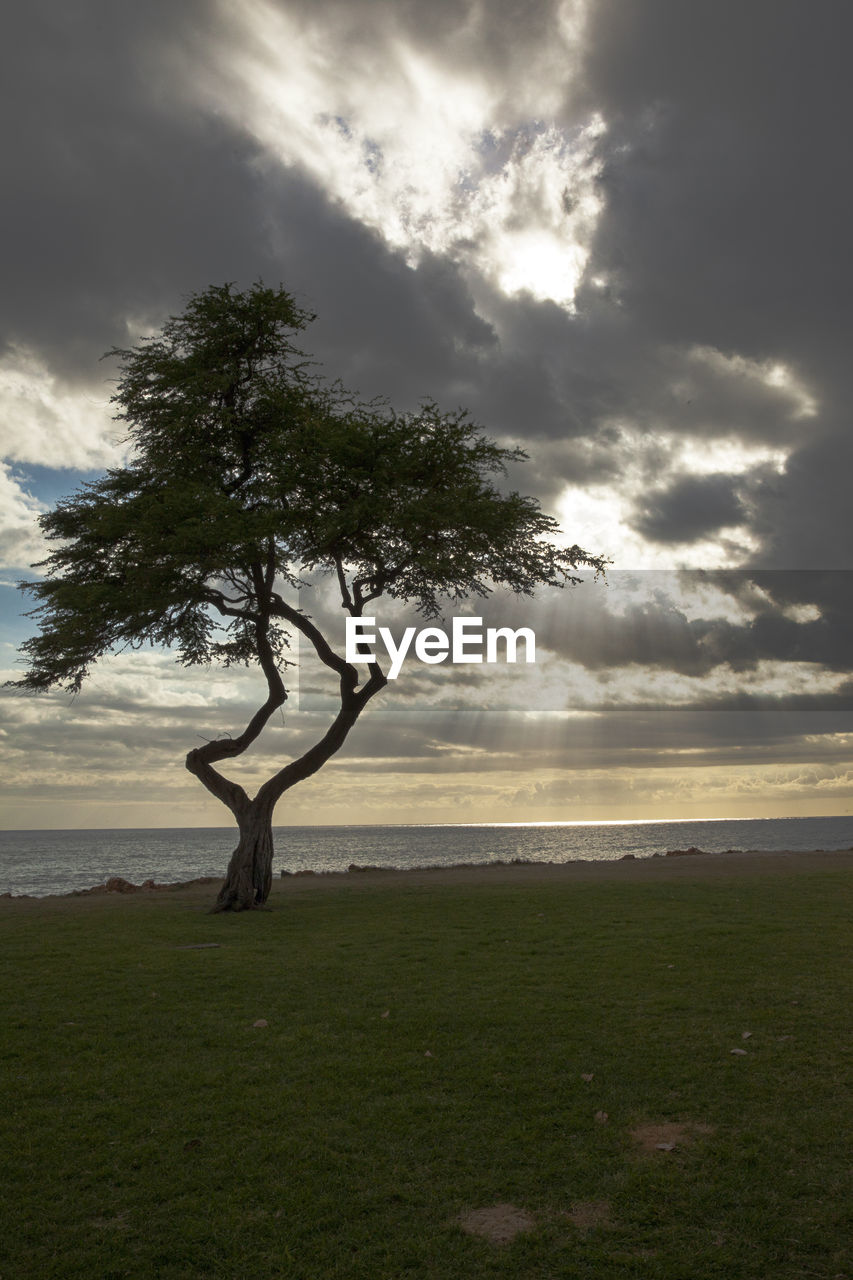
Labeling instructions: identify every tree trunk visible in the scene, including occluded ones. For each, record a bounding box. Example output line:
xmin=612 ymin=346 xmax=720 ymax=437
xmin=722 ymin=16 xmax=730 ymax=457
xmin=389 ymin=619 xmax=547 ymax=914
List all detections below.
xmin=213 ymin=802 xmax=275 ymax=912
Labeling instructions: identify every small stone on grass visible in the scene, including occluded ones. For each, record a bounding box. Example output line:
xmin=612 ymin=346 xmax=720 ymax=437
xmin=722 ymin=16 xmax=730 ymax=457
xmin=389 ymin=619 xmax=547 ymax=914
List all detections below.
xmin=630 ymin=1122 xmax=715 ymax=1153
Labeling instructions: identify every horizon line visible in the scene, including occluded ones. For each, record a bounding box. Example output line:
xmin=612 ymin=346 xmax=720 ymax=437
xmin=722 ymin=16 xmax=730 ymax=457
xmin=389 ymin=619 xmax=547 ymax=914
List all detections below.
xmin=0 ymin=813 xmax=849 ymax=834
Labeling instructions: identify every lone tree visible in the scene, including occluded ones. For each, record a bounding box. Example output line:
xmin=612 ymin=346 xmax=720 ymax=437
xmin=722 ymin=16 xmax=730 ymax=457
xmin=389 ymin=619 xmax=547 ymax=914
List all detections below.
xmin=10 ymin=283 xmax=606 ymax=911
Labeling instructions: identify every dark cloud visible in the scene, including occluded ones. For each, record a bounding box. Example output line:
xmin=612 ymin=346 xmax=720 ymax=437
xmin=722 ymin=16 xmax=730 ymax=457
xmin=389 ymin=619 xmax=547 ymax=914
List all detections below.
xmin=755 ymin=424 xmax=853 ymax=569
xmin=632 ymin=472 xmax=746 ymax=544
xmin=697 ymin=571 xmax=853 ymax=672
xmin=3 ymin=0 xmax=853 ymax=822
xmin=0 ymin=1 xmax=280 ymax=375
xmin=580 ymin=0 xmax=853 ymax=358
xmin=470 ymin=570 xmax=853 ymax=683
xmin=332 ymin=704 xmax=853 ymax=772
xmin=5 ymin=0 xmax=844 ymax=559
xmin=0 ymin=0 xmax=517 ymax=447
xmin=267 ymin=204 xmax=500 ymax=409
xmin=575 ymin=1 xmax=853 ymax=564
xmin=294 ymin=568 xmax=853 ymax=713
xmin=8 ymin=673 xmax=851 ymax=781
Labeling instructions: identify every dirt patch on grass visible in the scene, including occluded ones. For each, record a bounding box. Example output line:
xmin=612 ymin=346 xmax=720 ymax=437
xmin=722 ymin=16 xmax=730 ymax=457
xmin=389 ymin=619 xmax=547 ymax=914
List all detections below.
xmin=566 ymin=1199 xmax=612 ymax=1231
xmin=459 ymin=1203 xmax=535 ymax=1244
xmin=630 ymin=1121 xmax=715 ymax=1153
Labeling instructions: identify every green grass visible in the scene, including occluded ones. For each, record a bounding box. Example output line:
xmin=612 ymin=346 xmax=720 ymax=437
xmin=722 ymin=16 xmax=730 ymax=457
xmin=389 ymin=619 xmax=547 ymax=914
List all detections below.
xmin=1 ymin=869 xmax=852 ymax=1278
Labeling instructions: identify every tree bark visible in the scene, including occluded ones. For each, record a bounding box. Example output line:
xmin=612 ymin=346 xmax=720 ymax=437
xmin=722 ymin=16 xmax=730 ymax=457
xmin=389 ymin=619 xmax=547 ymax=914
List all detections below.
xmin=212 ymin=801 xmax=275 ymax=912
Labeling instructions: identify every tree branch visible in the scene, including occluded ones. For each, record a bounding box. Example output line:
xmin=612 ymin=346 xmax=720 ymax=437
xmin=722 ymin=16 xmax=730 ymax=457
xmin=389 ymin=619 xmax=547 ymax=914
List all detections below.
xmin=269 ymin=592 xmax=358 ymax=686
xmin=333 ymin=551 xmax=354 ymax=612
xmin=185 ymin=609 xmax=286 ymax=817
xmin=198 ymin=589 xmax=258 ymax=623
xmin=257 ymin=665 xmax=386 ymax=809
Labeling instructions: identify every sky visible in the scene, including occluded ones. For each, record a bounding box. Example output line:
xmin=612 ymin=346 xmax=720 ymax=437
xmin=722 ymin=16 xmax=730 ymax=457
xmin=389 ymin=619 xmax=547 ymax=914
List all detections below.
xmin=2 ymin=0 xmax=853 ymax=829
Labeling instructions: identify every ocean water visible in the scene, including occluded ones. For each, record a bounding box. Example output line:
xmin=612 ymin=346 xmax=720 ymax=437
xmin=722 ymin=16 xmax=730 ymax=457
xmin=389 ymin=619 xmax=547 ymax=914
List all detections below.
xmin=1 ymin=815 xmax=852 ymax=898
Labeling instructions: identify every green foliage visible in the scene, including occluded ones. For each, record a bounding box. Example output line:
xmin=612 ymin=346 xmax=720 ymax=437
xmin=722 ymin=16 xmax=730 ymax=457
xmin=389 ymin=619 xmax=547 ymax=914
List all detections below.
xmin=11 ymin=280 xmax=606 ymax=694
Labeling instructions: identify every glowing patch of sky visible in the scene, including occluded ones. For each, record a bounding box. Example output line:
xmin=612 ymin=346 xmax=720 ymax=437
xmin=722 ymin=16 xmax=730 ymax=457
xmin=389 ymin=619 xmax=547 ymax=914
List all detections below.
xmin=553 ymin=416 xmax=803 ymax=569
xmin=556 ymin=476 xmax=757 ymax=571
xmin=194 ymin=0 xmax=602 ymax=308
xmin=578 ymin=571 xmax=756 ymax=626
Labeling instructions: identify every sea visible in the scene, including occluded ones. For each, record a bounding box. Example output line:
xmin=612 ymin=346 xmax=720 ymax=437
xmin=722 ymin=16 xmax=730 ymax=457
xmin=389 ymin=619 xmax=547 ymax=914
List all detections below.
xmin=1 ymin=815 xmax=852 ymax=898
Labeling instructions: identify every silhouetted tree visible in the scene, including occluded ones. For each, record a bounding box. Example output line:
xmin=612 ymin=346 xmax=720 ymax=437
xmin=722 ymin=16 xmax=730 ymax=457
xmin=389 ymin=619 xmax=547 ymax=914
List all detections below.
xmin=9 ymin=283 xmax=606 ymax=910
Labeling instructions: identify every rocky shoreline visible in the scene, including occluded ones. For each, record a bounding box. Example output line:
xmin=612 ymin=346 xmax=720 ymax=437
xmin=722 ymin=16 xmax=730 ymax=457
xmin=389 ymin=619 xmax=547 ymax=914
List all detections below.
xmin=3 ymin=845 xmax=853 ymax=901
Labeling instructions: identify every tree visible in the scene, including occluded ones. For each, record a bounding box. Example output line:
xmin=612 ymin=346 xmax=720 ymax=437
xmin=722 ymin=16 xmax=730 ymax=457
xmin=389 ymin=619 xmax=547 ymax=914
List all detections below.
xmin=9 ymin=282 xmax=607 ymax=911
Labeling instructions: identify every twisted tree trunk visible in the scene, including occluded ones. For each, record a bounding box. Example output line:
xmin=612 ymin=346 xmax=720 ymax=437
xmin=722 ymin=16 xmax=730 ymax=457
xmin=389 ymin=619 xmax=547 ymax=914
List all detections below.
xmin=186 ymin=566 xmax=387 ymax=911
xmin=213 ymin=801 xmax=276 ymax=912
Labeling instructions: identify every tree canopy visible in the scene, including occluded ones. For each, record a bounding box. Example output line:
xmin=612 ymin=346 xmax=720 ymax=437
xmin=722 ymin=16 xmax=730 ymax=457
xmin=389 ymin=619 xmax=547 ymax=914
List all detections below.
xmin=11 ymin=281 xmax=607 ymax=909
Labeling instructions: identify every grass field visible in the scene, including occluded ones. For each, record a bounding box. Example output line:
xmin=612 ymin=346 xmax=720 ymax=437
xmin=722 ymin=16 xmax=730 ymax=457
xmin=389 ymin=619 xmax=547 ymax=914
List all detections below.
xmin=1 ymin=864 xmax=851 ymax=1278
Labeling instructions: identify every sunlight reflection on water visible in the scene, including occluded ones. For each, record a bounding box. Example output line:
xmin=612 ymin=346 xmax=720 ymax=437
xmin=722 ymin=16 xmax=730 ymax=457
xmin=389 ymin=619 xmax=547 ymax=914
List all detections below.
xmin=1 ymin=816 xmax=852 ymax=897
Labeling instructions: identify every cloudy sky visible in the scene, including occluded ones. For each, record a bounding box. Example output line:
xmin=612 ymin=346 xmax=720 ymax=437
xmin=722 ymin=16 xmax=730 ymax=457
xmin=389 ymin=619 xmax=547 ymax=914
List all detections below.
xmin=2 ymin=0 xmax=852 ymax=829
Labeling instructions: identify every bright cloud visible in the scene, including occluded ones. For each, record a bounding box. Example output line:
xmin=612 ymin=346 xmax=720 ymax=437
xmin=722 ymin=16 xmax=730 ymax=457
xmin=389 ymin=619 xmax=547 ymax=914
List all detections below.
xmin=0 ymin=464 xmax=49 ymax=570
xmin=554 ymin=430 xmax=783 ymax=570
xmin=0 ymin=346 xmax=131 ymax=570
xmin=563 ymin=658 xmax=850 ymax=708
xmin=191 ymin=0 xmax=603 ymax=307
xmin=550 ymin=342 xmax=816 ymax=568
xmin=0 ymin=345 xmax=123 ymax=470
